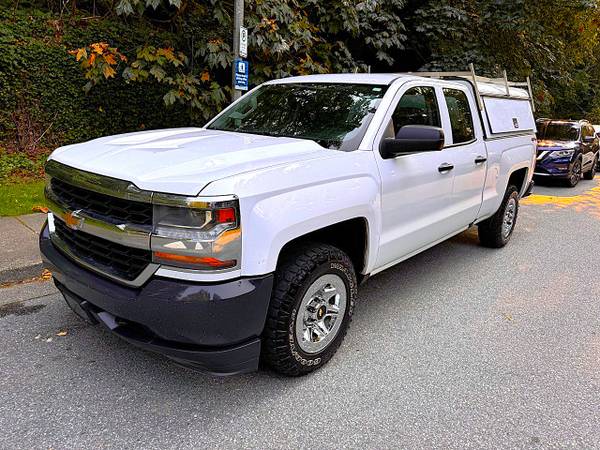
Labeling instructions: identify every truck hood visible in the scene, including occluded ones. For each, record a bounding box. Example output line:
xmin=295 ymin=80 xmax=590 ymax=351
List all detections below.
xmin=49 ymin=128 xmax=330 ymax=196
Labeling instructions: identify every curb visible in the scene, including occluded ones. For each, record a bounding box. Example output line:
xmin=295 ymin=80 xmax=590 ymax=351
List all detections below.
xmin=0 ymin=262 xmax=45 ymax=285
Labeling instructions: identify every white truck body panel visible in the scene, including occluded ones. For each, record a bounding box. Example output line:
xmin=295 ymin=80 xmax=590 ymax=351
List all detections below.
xmin=483 ymin=97 xmax=536 ymax=134
xmin=47 ymin=73 xmax=536 ymax=283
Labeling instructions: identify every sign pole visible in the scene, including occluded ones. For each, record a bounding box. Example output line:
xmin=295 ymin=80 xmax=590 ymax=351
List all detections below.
xmin=232 ymin=0 xmax=244 ymax=101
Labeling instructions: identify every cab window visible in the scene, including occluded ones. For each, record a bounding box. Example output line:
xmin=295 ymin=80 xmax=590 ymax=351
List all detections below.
xmin=391 ymin=86 xmax=441 ymax=136
xmin=443 ymin=88 xmax=475 ymax=144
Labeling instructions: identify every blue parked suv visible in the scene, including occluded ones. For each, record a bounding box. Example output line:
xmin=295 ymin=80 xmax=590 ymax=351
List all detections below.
xmin=535 ymin=119 xmax=599 ymax=187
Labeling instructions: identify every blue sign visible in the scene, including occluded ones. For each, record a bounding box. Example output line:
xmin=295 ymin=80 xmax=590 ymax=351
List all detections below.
xmin=234 ymin=58 xmax=249 ymax=91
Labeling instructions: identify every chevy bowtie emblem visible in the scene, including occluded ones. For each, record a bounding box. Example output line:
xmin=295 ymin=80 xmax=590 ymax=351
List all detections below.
xmin=64 ymin=210 xmax=84 ymax=231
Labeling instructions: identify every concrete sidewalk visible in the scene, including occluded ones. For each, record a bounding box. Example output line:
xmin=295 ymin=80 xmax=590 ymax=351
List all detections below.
xmin=0 ymin=213 xmax=46 ymax=284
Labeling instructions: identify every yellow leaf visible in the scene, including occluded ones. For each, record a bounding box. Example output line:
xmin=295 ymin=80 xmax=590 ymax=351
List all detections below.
xmin=41 ymin=269 xmax=52 ymax=280
xmin=158 ymin=47 xmax=175 ymax=60
xmin=88 ymin=53 xmax=96 ymax=65
xmin=56 ymin=330 xmax=68 ymax=337
xmin=74 ymin=48 xmax=87 ymax=62
xmin=200 ymin=71 xmax=210 ymax=82
xmin=103 ymin=54 xmax=117 ymax=65
xmin=32 ymin=205 xmax=49 ymax=213
xmin=91 ymin=42 xmax=109 ymax=54
xmin=102 ymin=65 xmax=116 ymax=79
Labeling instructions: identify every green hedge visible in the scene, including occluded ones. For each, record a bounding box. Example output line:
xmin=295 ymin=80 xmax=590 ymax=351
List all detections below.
xmin=0 ymin=7 xmax=190 ymax=153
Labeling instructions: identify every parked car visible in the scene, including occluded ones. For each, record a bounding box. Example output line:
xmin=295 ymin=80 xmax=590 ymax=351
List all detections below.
xmin=40 ymin=71 xmax=536 ymax=376
xmin=594 ymin=124 xmax=600 ymax=170
xmin=535 ymin=119 xmax=599 ymax=186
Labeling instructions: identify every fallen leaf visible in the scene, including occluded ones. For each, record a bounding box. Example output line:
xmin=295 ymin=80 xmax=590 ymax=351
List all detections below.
xmin=56 ymin=330 xmax=68 ymax=337
xmin=503 ymin=313 xmax=513 ymax=322
xmin=41 ymin=269 xmax=52 ymax=280
xmin=32 ymin=205 xmax=49 ymax=213
xmin=34 ymin=334 xmax=41 ymax=340
xmin=46 ymin=337 xmax=53 ymax=342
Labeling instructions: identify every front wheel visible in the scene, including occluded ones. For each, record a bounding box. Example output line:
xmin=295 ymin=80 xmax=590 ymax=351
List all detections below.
xmin=262 ymin=243 xmax=357 ymax=376
xmin=478 ymin=185 xmax=519 ymax=248
xmin=567 ymin=159 xmax=582 ymax=187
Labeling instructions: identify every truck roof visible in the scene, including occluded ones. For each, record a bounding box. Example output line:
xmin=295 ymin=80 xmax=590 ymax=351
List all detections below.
xmin=266 ymin=73 xmax=530 ymax=99
xmin=267 ymin=73 xmax=405 ymax=85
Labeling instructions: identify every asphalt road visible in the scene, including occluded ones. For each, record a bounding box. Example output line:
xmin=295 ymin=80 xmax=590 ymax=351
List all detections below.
xmin=1 ymin=177 xmax=599 ymax=449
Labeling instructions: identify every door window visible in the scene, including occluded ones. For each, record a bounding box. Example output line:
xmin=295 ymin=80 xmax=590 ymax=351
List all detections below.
xmin=443 ymin=88 xmax=475 ymax=144
xmin=585 ymin=125 xmax=595 ymax=140
xmin=391 ymin=86 xmax=441 ymax=137
xmin=582 ymin=124 xmax=591 ymax=140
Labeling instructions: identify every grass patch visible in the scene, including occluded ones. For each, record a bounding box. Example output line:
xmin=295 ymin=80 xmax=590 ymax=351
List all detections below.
xmin=0 ymin=180 xmax=46 ymax=216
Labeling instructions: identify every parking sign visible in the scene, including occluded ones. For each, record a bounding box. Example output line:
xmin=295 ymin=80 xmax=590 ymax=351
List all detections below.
xmin=234 ymin=58 xmax=249 ymax=91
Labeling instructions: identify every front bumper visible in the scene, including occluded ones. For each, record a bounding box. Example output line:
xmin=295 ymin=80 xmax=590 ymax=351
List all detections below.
xmin=40 ymin=223 xmax=274 ymax=375
xmin=534 ymin=156 xmax=573 ymax=177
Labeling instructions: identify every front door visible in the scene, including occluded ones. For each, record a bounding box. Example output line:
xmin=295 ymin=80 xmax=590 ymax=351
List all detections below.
xmin=373 ymin=84 xmax=458 ymax=270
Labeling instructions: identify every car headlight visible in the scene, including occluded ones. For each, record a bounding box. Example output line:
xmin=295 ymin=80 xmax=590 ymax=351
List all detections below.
xmin=550 ymin=149 xmax=575 ymax=158
xmin=151 ymin=197 xmax=241 ymax=271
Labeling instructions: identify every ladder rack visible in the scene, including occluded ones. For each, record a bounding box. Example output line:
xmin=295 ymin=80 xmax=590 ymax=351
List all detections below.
xmin=404 ymin=63 xmax=535 ymax=113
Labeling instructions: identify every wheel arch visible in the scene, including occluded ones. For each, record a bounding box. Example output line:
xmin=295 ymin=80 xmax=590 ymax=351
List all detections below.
xmin=276 ymin=217 xmax=370 ymax=280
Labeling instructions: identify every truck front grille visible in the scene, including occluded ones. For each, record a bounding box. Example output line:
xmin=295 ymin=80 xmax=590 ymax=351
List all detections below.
xmin=51 ymin=177 xmax=153 ymax=226
xmin=54 ymin=219 xmax=152 ymax=281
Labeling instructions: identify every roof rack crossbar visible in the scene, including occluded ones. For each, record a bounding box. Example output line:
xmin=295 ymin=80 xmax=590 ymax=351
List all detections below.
xmin=404 ymin=64 xmax=535 ymax=112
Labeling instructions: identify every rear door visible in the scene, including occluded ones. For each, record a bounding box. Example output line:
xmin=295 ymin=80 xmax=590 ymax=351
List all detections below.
xmin=438 ymin=87 xmax=488 ymax=229
xmin=582 ymin=124 xmax=597 ymax=168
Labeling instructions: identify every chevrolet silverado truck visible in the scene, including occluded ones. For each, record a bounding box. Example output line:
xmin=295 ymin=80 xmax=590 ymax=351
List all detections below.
xmin=40 ymin=69 xmax=537 ymax=376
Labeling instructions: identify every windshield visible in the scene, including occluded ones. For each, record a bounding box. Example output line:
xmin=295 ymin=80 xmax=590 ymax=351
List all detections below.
xmin=537 ymin=122 xmax=579 ymax=142
xmin=207 ymin=83 xmax=388 ymax=150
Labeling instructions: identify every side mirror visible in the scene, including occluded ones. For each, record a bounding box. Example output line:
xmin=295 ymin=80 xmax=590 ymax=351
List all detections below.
xmin=379 ymin=125 xmax=445 ymax=159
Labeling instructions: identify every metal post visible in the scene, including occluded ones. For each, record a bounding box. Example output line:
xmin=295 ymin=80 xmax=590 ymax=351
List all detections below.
xmin=232 ymin=0 xmax=244 ymax=101
xmin=469 ymin=63 xmax=483 ymax=111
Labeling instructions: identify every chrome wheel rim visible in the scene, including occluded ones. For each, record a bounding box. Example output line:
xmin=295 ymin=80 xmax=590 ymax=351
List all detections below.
xmin=295 ymin=274 xmax=347 ymax=354
xmin=503 ymin=197 xmax=517 ymax=239
xmin=571 ymin=161 xmax=581 ymax=184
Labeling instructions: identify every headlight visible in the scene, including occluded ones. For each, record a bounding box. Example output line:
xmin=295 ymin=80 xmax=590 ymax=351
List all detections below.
xmin=550 ymin=149 xmax=575 ymax=158
xmin=151 ymin=197 xmax=241 ymax=271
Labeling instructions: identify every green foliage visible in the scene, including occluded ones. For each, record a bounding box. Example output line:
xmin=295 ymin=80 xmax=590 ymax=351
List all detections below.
xmin=0 ymin=151 xmax=45 ymax=180
xmin=0 ymin=7 xmax=189 ymax=154
xmin=3 ymin=0 xmax=600 ymax=160
xmin=0 ymin=180 xmax=46 ymax=216
xmin=409 ymin=0 xmax=600 ymax=121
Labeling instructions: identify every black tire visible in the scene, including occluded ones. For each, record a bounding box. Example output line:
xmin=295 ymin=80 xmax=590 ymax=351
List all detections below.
xmin=262 ymin=243 xmax=357 ymax=376
xmin=478 ymin=185 xmax=519 ymax=248
xmin=584 ymin=155 xmax=598 ymax=180
xmin=566 ymin=158 xmax=582 ymax=187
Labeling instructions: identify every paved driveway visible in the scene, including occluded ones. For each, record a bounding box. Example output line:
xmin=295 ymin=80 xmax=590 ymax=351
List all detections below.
xmin=1 ymin=177 xmax=599 ymax=449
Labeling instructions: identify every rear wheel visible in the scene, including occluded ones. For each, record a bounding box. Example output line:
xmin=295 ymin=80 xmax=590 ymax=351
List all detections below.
xmin=478 ymin=185 xmax=519 ymax=248
xmin=262 ymin=243 xmax=357 ymax=376
xmin=584 ymin=155 xmax=598 ymax=180
xmin=567 ymin=159 xmax=582 ymax=187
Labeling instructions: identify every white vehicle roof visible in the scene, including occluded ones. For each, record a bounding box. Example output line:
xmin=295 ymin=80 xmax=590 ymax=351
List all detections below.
xmin=266 ymin=73 xmax=405 ymax=85
xmin=265 ymin=73 xmax=530 ymax=99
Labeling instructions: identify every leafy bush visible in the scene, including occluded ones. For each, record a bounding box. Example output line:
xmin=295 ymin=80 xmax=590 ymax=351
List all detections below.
xmin=0 ymin=150 xmax=46 ymax=180
xmin=0 ymin=7 xmax=190 ymax=154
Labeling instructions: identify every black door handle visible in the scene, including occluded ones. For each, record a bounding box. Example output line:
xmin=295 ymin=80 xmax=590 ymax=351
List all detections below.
xmin=474 ymin=155 xmax=487 ymax=164
xmin=438 ymin=162 xmax=454 ymax=173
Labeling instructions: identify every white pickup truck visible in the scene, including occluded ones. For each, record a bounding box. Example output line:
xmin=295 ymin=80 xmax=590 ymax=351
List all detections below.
xmin=40 ymin=70 xmax=536 ymax=376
